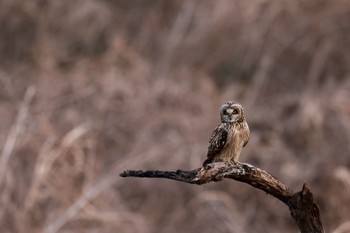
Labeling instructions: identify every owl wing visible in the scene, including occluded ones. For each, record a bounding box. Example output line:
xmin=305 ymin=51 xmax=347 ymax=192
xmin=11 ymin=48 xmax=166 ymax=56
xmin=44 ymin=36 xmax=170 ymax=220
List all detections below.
xmin=203 ymin=124 xmax=228 ymax=166
xmin=243 ymin=140 xmax=248 ymax=147
xmin=242 ymin=122 xmax=250 ymax=147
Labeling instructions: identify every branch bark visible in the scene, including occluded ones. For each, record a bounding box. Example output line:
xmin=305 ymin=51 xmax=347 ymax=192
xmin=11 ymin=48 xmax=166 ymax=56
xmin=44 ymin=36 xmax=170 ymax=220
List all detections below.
xmin=120 ymin=162 xmax=324 ymax=233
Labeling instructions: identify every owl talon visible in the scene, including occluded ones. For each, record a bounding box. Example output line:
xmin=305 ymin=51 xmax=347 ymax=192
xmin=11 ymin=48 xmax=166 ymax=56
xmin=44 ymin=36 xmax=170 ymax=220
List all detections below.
xmin=229 ymin=161 xmax=237 ymax=166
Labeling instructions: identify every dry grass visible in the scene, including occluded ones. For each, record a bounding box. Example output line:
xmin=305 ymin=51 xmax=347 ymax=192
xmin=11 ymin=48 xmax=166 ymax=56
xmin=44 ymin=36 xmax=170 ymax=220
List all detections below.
xmin=0 ymin=0 xmax=350 ymax=232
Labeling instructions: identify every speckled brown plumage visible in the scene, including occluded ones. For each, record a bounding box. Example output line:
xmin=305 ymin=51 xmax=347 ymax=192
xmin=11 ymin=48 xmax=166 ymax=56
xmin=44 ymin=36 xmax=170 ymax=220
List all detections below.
xmin=203 ymin=101 xmax=249 ymax=166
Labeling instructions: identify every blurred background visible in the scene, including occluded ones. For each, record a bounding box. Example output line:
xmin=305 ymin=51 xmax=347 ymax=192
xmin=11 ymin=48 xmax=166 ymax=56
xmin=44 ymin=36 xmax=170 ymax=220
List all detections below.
xmin=0 ymin=0 xmax=350 ymax=233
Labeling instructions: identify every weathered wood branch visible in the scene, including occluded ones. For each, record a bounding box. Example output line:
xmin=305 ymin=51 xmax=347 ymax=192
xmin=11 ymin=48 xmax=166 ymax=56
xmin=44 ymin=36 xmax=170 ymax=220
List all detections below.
xmin=120 ymin=162 xmax=324 ymax=233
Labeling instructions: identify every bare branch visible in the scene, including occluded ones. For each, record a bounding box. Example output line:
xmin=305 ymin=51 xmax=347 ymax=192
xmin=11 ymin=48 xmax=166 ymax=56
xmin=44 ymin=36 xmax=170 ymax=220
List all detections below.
xmin=0 ymin=86 xmax=35 ymax=186
xmin=120 ymin=162 xmax=324 ymax=233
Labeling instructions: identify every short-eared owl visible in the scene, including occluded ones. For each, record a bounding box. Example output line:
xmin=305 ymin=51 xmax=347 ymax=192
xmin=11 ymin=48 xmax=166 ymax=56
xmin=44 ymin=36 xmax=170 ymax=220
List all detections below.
xmin=203 ymin=101 xmax=250 ymax=166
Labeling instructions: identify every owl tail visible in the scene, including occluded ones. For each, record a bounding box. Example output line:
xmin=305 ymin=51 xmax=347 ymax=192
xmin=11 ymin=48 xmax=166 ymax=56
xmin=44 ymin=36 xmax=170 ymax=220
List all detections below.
xmin=202 ymin=158 xmax=213 ymax=167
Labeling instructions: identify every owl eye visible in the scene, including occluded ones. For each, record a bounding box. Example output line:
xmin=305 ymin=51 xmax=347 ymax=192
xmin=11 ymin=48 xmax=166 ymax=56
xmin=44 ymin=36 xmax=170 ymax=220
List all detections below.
xmin=224 ymin=109 xmax=232 ymax=115
xmin=233 ymin=109 xmax=238 ymax=114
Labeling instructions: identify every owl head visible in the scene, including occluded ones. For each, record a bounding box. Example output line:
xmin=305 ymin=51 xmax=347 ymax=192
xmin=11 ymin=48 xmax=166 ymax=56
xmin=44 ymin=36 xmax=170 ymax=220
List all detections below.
xmin=220 ymin=101 xmax=245 ymax=123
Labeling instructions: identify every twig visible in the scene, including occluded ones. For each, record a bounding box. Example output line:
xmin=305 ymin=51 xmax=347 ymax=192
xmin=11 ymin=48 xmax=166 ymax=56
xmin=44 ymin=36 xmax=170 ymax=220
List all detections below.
xmin=120 ymin=161 xmax=324 ymax=233
xmin=43 ymin=134 xmax=166 ymax=233
xmin=0 ymin=86 xmax=35 ymax=186
xmin=43 ymin=173 xmax=117 ymax=233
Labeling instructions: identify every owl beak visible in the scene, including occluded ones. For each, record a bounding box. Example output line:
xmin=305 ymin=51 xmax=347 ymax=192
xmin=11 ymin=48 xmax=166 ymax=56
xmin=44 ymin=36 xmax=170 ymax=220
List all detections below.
xmin=226 ymin=108 xmax=233 ymax=114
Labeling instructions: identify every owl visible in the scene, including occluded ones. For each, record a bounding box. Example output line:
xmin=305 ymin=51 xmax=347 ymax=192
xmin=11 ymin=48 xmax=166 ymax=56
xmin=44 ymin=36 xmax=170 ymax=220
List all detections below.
xmin=203 ymin=101 xmax=250 ymax=166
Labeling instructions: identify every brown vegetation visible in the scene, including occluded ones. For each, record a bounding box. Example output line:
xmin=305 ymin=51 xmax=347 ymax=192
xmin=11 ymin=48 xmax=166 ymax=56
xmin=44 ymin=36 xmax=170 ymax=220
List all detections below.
xmin=0 ymin=0 xmax=350 ymax=233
